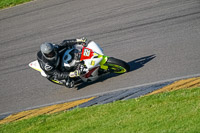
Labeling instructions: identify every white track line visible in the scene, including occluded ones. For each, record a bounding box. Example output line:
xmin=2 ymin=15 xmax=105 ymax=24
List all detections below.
xmin=1 ymin=73 xmax=200 ymax=116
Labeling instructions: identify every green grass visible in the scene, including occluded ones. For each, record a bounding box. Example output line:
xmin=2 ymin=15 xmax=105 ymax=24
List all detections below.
xmin=0 ymin=0 xmax=32 ymax=9
xmin=1 ymin=87 xmax=200 ymax=133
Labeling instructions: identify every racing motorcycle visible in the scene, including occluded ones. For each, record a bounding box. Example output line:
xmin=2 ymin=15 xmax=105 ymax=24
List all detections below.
xmin=29 ymin=41 xmax=130 ymax=88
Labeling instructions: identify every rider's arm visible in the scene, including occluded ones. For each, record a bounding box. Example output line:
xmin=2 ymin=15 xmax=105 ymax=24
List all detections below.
xmin=59 ymin=38 xmax=87 ymax=48
xmin=60 ymin=39 xmax=78 ymax=47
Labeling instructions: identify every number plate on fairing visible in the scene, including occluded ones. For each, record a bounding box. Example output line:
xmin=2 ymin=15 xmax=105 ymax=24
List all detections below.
xmin=80 ymin=47 xmax=94 ymax=61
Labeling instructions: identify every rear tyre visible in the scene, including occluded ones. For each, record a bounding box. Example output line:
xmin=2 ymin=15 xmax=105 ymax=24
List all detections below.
xmin=106 ymin=57 xmax=130 ymax=73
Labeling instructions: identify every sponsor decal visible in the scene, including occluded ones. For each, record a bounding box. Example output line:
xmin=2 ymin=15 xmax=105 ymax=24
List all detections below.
xmin=91 ymin=60 xmax=95 ymax=66
xmin=44 ymin=64 xmax=53 ymax=71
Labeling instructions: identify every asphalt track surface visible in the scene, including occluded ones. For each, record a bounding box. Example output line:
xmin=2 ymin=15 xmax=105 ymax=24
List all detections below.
xmin=0 ymin=0 xmax=200 ymax=115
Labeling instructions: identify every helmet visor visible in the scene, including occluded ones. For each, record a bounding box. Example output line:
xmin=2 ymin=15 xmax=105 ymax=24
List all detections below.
xmin=44 ymin=50 xmax=56 ymax=58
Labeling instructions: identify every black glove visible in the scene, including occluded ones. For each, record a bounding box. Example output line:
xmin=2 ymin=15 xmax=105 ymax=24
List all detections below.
xmin=77 ymin=37 xmax=87 ymax=47
xmin=76 ymin=37 xmax=87 ymax=43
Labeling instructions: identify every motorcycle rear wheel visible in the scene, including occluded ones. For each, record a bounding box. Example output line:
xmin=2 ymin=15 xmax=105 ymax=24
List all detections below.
xmin=106 ymin=57 xmax=130 ymax=73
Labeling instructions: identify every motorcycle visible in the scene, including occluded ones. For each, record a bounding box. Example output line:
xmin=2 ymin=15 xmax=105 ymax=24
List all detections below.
xmin=29 ymin=41 xmax=130 ymax=88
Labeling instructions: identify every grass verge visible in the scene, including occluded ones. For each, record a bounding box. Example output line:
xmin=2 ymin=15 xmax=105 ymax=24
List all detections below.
xmin=1 ymin=87 xmax=200 ymax=133
xmin=0 ymin=0 xmax=32 ymax=10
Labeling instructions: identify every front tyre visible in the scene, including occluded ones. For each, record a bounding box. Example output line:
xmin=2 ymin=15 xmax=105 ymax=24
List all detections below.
xmin=107 ymin=57 xmax=130 ymax=73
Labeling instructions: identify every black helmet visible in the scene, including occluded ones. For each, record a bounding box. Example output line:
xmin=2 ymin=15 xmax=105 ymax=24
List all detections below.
xmin=40 ymin=42 xmax=57 ymax=61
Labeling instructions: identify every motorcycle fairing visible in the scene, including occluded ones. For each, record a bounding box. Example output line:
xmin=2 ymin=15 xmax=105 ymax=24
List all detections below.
xmin=29 ymin=41 xmax=113 ymax=84
xmin=29 ymin=60 xmax=47 ymax=77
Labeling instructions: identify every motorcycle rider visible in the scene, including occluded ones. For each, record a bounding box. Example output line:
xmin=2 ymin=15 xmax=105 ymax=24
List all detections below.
xmin=37 ymin=38 xmax=87 ymax=88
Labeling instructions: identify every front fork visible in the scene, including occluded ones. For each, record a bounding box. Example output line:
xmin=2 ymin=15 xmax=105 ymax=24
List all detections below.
xmin=99 ymin=55 xmax=109 ymax=70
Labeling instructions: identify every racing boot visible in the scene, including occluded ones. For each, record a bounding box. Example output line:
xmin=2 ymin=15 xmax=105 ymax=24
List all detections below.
xmin=65 ymin=77 xmax=75 ymax=88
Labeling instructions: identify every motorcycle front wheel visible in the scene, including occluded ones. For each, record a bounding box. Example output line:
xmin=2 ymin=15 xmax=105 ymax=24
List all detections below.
xmin=106 ymin=57 xmax=130 ymax=73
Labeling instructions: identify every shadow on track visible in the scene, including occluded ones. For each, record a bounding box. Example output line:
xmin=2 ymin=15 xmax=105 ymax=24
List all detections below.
xmin=129 ymin=54 xmax=156 ymax=71
xmin=76 ymin=54 xmax=156 ymax=90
